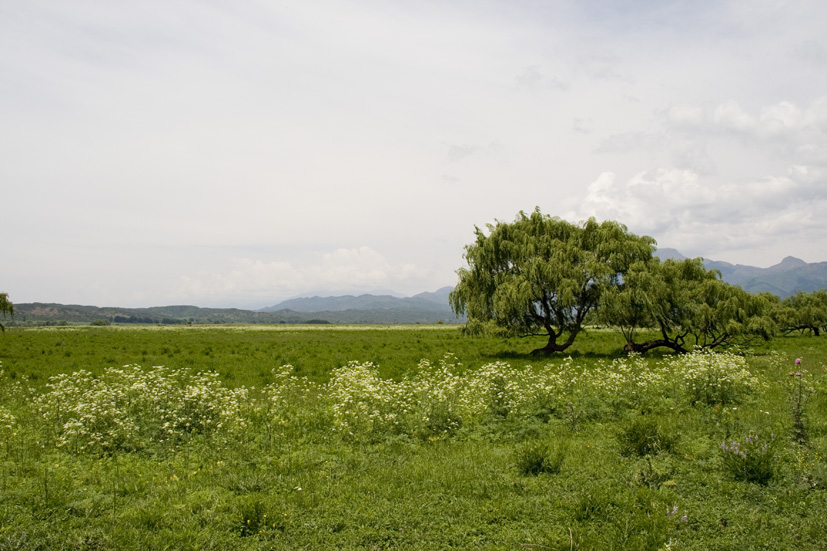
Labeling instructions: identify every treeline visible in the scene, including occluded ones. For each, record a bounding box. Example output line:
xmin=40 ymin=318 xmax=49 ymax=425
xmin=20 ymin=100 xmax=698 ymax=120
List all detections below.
xmin=450 ymin=209 xmax=827 ymax=355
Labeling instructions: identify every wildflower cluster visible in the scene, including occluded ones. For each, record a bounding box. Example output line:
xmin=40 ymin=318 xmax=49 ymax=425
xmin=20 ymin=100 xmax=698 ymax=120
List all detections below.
xmin=671 ymin=350 xmax=765 ymax=406
xmin=720 ymin=433 xmax=778 ymax=484
xmin=0 ymin=405 xmax=16 ymax=443
xmin=328 ymin=357 xmax=465 ymax=439
xmin=260 ymin=365 xmax=324 ymax=437
xmin=37 ymin=365 xmax=248 ymax=453
xmin=326 ymin=351 xmax=765 ymax=439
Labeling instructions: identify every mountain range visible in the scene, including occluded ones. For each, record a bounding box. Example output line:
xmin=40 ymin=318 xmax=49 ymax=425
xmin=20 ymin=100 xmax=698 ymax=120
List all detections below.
xmin=654 ymin=249 xmax=827 ymax=298
xmin=10 ymin=287 xmax=462 ymax=326
xmin=8 ymin=253 xmax=827 ymax=325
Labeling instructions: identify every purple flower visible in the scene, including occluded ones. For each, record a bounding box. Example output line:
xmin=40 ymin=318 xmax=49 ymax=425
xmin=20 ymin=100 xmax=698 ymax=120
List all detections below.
xmin=795 ymin=358 xmax=801 ymax=365
xmin=796 ymin=372 xmax=802 ymax=377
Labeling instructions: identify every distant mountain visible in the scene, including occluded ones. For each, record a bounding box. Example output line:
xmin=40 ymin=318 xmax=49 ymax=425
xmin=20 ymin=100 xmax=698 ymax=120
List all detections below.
xmin=260 ymin=286 xmax=455 ymax=314
xmin=705 ymin=256 xmax=827 ymax=297
xmin=652 ymin=248 xmax=686 ymax=261
xmin=14 ymin=251 xmax=824 ymax=327
xmin=655 ymin=249 xmax=827 ymax=298
xmin=10 ymin=287 xmax=463 ymax=326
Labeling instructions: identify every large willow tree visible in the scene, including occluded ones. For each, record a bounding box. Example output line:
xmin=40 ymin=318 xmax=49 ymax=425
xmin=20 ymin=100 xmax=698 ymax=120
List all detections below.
xmin=450 ymin=209 xmax=655 ymax=354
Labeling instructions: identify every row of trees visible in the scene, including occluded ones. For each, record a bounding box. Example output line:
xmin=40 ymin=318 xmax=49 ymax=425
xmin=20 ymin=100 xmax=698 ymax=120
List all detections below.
xmin=450 ymin=209 xmax=825 ymax=354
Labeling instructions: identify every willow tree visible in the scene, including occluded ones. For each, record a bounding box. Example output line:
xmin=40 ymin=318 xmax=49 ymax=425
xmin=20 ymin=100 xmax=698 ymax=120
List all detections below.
xmin=601 ymin=257 xmax=715 ymax=353
xmin=0 ymin=293 xmax=12 ymax=332
xmin=688 ymin=279 xmax=776 ymax=349
xmin=780 ymin=290 xmax=827 ymax=336
xmin=449 ymin=209 xmax=655 ymax=354
xmin=602 ymin=258 xmax=775 ymax=353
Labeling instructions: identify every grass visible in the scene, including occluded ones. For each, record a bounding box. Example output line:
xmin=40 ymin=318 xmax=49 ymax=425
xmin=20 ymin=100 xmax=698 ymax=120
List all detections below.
xmin=0 ymin=326 xmax=826 ymax=549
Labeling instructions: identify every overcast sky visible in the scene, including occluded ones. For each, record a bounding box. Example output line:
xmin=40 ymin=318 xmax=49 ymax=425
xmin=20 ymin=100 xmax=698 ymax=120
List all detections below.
xmin=3 ymin=1 xmax=827 ymax=309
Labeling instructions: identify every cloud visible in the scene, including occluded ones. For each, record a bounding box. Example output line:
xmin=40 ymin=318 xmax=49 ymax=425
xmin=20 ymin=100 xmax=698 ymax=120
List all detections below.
xmin=595 ymin=131 xmax=663 ymax=154
xmin=792 ymin=39 xmax=827 ymax=66
xmin=445 ymin=142 xmax=502 ymax=163
xmin=174 ymin=247 xmax=430 ymax=306
xmin=576 ymin=51 xmax=633 ymax=82
xmin=665 ymin=97 xmax=827 ymax=141
xmin=514 ymin=65 xmax=569 ymax=91
xmin=567 ymin=167 xmax=827 ymax=263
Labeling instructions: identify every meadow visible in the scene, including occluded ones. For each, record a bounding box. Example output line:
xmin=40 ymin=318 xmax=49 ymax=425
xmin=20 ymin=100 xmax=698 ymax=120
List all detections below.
xmin=0 ymin=325 xmax=825 ymax=550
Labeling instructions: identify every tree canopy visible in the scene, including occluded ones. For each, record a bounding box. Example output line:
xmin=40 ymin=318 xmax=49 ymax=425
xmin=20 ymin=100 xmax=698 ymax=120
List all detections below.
xmin=601 ymin=257 xmax=776 ymax=353
xmin=776 ymin=290 xmax=827 ymax=336
xmin=450 ymin=209 xmax=655 ymax=354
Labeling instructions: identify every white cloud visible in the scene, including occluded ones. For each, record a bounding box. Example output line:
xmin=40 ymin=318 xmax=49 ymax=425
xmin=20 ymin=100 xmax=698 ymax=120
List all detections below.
xmin=568 ymin=168 xmax=827 ymax=265
xmin=667 ymin=98 xmax=827 ymax=142
xmin=174 ymin=247 xmax=430 ymax=307
xmin=712 ymin=101 xmax=756 ymax=133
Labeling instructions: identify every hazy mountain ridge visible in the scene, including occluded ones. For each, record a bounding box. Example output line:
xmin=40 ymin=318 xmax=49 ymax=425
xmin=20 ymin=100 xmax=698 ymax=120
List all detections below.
xmin=655 ymin=249 xmax=827 ymax=298
xmin=10 ymin=287 xmax=463 ymax=326
xmin=10 ymin=253 xmax=827 ymax=325
xmin=259 ymin=287 xmax=454 ymax=313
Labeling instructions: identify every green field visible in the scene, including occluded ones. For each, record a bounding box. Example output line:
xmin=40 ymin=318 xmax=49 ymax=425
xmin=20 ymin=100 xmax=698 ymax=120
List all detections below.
xmin=1 ymin=326 xmax=826 ymax=550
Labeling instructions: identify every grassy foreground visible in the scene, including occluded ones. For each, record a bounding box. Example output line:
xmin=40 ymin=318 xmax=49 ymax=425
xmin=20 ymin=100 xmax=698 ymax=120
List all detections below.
xmin=1 ymin=326 xmax=826 ymax=550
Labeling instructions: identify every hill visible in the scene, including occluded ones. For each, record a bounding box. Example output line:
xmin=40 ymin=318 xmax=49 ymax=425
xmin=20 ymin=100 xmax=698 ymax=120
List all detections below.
xmin=261 ymin=287 xmax=456 ymax=314
xmin=9 ymin=287 xmax=463 ymax=326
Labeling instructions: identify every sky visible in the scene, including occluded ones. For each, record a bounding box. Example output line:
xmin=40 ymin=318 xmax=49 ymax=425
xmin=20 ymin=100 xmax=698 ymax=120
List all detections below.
xmin=3 ymin=1 xmax=827 ymax=309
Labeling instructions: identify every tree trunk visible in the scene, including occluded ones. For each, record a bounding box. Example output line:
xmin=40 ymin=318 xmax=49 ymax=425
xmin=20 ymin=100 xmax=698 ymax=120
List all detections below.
xmin=623 ymin=339 xmax=687 ymax=354
xmin=531 ymin=330 xmax=578 ymax=354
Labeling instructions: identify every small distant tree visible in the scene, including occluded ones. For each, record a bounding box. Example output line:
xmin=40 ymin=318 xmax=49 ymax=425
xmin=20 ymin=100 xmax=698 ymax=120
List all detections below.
xmin=0 ymin=293 xmax=13 ymax=332
xmin=450 ymin=209 xmax=655 ymax=354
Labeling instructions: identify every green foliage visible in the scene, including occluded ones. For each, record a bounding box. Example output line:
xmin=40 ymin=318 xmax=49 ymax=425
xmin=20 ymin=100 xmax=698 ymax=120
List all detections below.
xmin=602 ymin=258 xmax=777 ymax=353
xmin=515 ymin=439 xmax=567 ymax=475
xmin=0 ymin=293 xmax=12 ymax=332
xmin=780 ymin=290 xmax=827 ymax=336
xmin=617 ymin=416 xmax=676 ymax=457
xmin=787 ymin=361 xmax=813 ymax=446
xmin=450 ymin=208 xmax=655 ymax=353
xmin=689 ymin=278 xmax=777 ymax=349
xmin=720 ymin=432 xmax=779 ymax=484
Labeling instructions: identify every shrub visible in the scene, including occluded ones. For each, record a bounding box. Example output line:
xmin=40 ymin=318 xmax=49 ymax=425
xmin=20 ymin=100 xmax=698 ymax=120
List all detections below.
xmin=515 ymin=439 xmax=567 ymax=475
xmin=672 ymin=351 xmax=764 ymax=406
xmin=720 ymin=432 xmax=778 ymax=484
xmin=36 ymin=365 xmax=249 ymax=453
xmin=618 ymin=416 xmax=676 ymax=457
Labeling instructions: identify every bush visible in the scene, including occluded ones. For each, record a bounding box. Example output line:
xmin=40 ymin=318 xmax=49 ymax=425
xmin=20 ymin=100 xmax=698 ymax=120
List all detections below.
xmin=618 ymin=416 xmax=676 ymax=457
xmin=720 ymin=432 xmax=778 ymax=484
xmin=36 ymin=366 xmax=249 ymax=453
xmin=673 ymin=351 xmax=764 ymax=406
xmin=515 ymin=439 xmax=567 ymax=475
